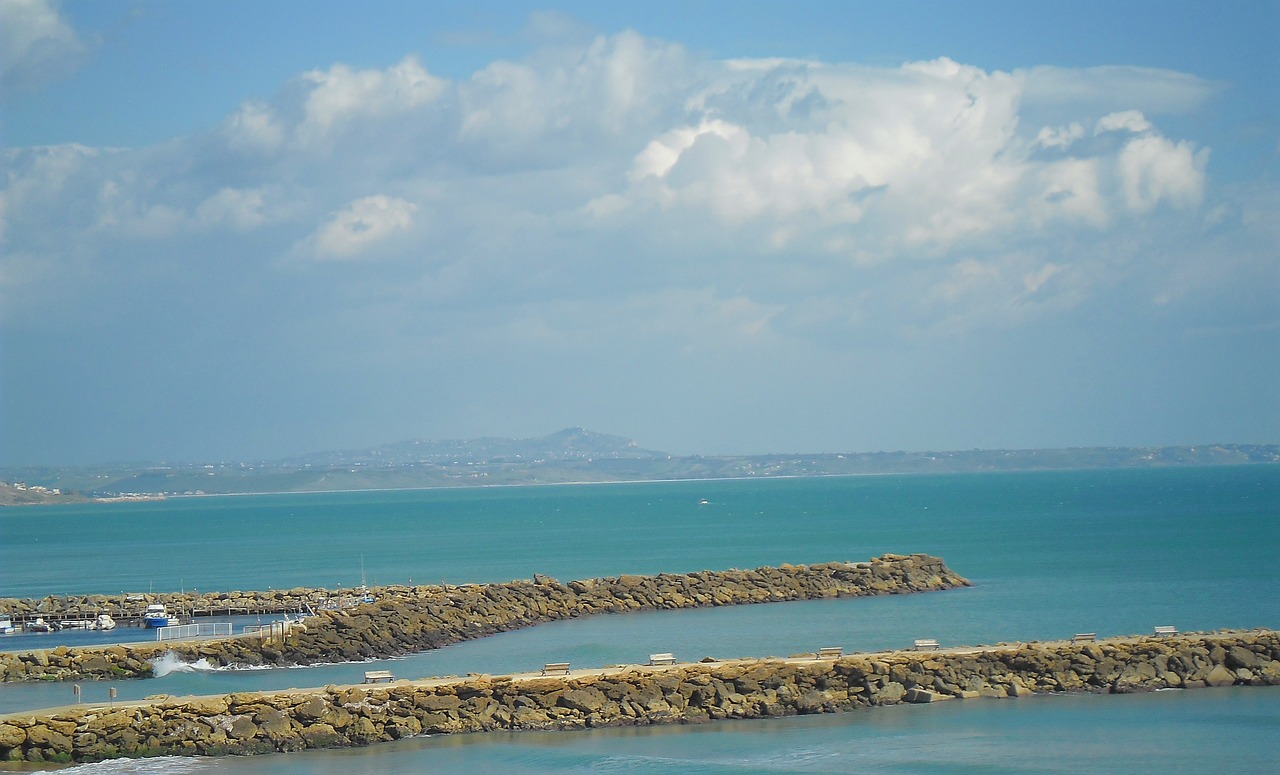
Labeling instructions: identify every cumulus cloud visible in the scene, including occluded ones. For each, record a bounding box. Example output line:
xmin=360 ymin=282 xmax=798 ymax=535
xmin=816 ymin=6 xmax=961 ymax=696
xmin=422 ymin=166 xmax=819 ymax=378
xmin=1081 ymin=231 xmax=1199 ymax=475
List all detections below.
xmin=593 ymin=55 xmax=1210 ymax=257
xmin=215 ymin=55 xmax=448 ymax=156
xmin=295 ymin=56 xmax=447 ymax=147
xmin=0 ymin=0 xmax=87 ymax=93
xmin=294 ymin=195 xmax=418 ymax=261
xmin=1118 ymin=135 xmax=1208 ymax=213
xmin=0 ymin=31 xmax=1250 ymax=341
xmin=1096 ymin=110 xmax=1153 ymax=135
xmin=220 ymin=100 xmax=287 ymax=155
xmin=455 ymin=30 xmax=692 ymax=168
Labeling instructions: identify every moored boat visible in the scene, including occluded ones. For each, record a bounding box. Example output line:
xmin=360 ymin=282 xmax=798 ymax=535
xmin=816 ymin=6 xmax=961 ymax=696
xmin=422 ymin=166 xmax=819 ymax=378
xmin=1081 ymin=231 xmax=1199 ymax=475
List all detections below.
xmin=0 ymin=614 xmax=16 ymax=634
xmin=97 ymin=613 xmax=117 ymax=630
xmin=142 ymin=604 xmax=174 ymax=628
xmin=25 ymin=617 xmax=59 ymax=632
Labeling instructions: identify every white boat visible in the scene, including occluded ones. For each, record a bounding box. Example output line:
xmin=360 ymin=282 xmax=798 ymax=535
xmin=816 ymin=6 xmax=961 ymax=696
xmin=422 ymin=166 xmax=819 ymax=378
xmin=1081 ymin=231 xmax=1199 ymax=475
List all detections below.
xmin=143 ymin=604 xmax=174 ymax=628
xmin=25 ymin=617 xmax=58 ymax=632
xmin=97 ymin=613 xmax=117 ymax=630
xmin=0 ymin=615 xmax=16 ymax=634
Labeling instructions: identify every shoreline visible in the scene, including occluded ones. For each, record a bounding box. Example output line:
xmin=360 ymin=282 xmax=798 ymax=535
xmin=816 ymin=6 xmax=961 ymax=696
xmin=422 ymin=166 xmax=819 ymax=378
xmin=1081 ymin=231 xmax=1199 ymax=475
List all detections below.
xmin=9 ymin=458 xmax=1274 ymax=507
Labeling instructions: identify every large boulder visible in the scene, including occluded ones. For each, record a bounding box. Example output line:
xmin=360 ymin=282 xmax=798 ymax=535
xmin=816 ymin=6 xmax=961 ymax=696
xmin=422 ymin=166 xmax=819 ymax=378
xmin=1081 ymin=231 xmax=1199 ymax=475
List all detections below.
xmin=1204 ymin=664 xmax=1236 ymax=687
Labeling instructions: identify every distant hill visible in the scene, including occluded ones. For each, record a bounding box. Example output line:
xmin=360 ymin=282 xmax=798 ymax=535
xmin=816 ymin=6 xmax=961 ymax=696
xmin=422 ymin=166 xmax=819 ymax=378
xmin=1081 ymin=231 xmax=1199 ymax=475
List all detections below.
xmin=281 ymin=427 xmax=664 ymax=467
xmin=0 ymin=481 xmax=88 ymax=506
xmin=0 ymin=431 xmax=1276 ymax=503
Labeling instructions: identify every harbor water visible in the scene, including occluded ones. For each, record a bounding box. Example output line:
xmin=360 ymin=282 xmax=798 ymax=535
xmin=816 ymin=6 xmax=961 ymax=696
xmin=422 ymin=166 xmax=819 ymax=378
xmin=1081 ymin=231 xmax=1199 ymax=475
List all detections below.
xmin=1 ymin=466 xmax=1278 ymax=772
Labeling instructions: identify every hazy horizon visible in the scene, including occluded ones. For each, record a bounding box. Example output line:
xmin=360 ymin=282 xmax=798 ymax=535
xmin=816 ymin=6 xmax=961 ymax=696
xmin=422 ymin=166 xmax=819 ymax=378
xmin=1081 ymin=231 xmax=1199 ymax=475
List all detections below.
xmin=3 ymin=427 xmax=1275 ymax=472
xmin=3 ymin=1 xmax=1277 ymax=467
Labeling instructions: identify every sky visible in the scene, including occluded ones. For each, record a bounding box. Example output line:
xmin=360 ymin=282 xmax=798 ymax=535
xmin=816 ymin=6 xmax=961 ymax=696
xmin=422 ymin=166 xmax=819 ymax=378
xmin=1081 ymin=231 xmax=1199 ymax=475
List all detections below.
xmin=1 ymin=0 xmax=1277 ymax=465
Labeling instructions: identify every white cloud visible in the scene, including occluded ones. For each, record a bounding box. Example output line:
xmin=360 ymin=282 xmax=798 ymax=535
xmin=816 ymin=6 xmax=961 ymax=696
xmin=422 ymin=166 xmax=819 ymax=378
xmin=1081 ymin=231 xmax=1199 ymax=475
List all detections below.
xmin=456 ymin=30 xmax=691 ymax=164
xmin=1032 ymin=159 xmax=1107 ymax=226
xmin=220 ymin=100 xmax=286 ymax=155
xmin=1096 ymin=110 xmax=1152 ymax=135
xmin=94 ymin=186 xmax=186 ymax=239
xmin=213 ymin=56 xmax=449 ymax=156
xmin=295 ymin=56 xmax=447 ymax=147
xmin=1118 ymin=135 xmax=1208 ymax=213
xmin=195 ymin=187 xmax=273 ymax=231
xmin=295 ymin=195 xmax=418 ymax=261
xmin=0 ymin=31 xmax=1253 ymax=344
xmin=589 ymin=55 xmax=1219 ymax=263
xmin=0 ymin=0 xmax=87 ymax=93
xmin=600 ymin=57 xmax=1030 ymax=247
xmin=1035 ymin=122 xmax=1085 ymax=149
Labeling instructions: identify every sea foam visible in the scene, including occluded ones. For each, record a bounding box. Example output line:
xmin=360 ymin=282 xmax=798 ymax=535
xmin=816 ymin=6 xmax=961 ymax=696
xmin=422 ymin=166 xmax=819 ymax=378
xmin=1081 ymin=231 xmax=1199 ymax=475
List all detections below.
xmin=54 ymin=755 xmax=210 ymax=774
xmin=149 ymin=652 xmax=217 ymax=677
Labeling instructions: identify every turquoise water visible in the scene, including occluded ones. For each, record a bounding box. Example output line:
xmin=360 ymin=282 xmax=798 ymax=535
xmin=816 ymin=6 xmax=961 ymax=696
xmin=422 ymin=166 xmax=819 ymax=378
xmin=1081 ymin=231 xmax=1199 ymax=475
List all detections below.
xmin=1 ymin=467 xmax=1278 ymax=772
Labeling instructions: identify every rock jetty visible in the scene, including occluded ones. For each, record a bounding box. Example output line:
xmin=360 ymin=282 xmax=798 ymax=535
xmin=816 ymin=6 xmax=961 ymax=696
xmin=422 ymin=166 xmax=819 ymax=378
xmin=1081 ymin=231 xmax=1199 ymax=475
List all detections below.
xmin=1 ymin=554 xmax=968 ymax=683
xmin=2 ymin=629 xmax=1276 ymax=763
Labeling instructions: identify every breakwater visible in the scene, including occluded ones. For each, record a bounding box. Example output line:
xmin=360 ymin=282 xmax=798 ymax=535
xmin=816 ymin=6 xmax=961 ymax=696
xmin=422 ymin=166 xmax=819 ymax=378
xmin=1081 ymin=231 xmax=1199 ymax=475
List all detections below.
xmin=0 ymin=588 xmax=361 ymax=626
xmin=0 ymin=554 xmax=968 ymax=682
xmin=2 ymin=630 xmax=1276 ymax=763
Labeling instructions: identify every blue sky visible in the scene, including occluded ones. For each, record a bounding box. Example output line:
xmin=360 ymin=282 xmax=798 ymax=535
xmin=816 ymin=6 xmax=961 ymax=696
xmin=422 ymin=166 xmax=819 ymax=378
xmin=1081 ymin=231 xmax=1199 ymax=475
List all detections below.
xmin=2 ymin=0 xmax=1277 ymax=464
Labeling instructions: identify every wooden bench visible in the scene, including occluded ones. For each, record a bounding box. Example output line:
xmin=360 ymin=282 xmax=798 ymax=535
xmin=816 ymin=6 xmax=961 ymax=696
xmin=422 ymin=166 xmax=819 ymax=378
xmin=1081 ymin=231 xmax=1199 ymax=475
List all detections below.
xmin=363 ymin=670 xmax=394 ymax=683
xmin=648 ymin=652 xmax=677 ymax=666
xmin=913 ymin=639 xmax=940 ymax=651
xmin=816 ymin=647 xmax=843 ymax=659
xmin=1072 ymin=633 xmax=1097 ymax=643
xmin=1154 ymin=626 xmax=1177 ymax=637
xmin=541 ymin=662 xmax=571 ymax=676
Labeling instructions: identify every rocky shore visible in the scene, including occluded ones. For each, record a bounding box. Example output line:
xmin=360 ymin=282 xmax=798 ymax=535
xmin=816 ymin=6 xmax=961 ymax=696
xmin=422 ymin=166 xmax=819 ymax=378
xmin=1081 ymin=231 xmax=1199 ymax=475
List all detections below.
xmin=2 ymin=629 xmax=1276 ymax=763
xmin=0 ymin=554 xmax=969 ymax=682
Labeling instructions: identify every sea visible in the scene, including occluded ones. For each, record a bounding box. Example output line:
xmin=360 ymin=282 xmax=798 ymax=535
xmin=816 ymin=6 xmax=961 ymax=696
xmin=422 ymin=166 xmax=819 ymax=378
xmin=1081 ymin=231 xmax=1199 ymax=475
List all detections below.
xmin=1 ymin=466 xmax=1277 ymax=773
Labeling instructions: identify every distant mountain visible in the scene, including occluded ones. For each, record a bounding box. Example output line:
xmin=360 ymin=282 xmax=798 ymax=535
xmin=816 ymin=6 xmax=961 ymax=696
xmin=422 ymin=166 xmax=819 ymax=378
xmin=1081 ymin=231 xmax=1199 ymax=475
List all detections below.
xmin=282 ymin=428 xmax=666 ymax=467
xmin=0 ymin=434 xmax=1276 ymax=503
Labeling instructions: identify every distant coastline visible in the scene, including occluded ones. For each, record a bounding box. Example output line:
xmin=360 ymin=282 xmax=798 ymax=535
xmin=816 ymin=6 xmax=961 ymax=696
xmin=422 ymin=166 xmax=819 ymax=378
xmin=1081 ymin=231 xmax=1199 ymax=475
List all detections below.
xmin=2 ymin=430 xmax=1276 ymax=506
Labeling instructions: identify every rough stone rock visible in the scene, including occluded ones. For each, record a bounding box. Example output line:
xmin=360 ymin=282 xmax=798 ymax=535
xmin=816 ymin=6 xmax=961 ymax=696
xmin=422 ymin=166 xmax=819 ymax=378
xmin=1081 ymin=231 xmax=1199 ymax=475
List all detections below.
xmin=873 ymin=682 xmax=906 ymax=704
xmin=299 ymin=722 xmax=338 ymax=747
xmin=25 ymin=724 xmax=71 ymax=750
xmin=1204 ymin=664 xmax=1237 ymax=687
xmin=0 ymin=725 xmax=26 ymax=748
xmin=256 ymin=708 xmax=293 ymax=739
xmin=558 ymin=687 xmax=607 ymax=714
xmin=1225 ymin=646 xmax=1260 ymax=669
xmin=227 ymin=716 xmax=258 ymax=740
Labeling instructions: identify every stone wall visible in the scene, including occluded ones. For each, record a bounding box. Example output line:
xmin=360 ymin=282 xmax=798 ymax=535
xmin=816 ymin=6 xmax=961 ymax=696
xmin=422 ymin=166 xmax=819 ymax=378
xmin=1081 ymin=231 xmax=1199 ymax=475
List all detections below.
xmin=0 ymin=554 xmax=968 ymax=682
xmin=2 ymin=630 xmax=1276 ymax=763
xmin=0 ymin=588 xmax=330 ymax=622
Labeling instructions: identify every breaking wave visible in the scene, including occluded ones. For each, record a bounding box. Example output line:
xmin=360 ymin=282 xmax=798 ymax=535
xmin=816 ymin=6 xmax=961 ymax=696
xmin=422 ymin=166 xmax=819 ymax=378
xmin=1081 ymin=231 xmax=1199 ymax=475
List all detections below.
xmin=52 ymin=756 xmax=211 ymax=774
xmin=149 ymin=652 xmax=217 ymax=677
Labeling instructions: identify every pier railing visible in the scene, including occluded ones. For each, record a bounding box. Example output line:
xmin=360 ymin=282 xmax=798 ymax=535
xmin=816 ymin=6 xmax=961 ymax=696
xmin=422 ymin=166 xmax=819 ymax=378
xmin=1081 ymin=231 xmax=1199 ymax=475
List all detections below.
xmin=155 ymin=623 xmax=233 ymax=642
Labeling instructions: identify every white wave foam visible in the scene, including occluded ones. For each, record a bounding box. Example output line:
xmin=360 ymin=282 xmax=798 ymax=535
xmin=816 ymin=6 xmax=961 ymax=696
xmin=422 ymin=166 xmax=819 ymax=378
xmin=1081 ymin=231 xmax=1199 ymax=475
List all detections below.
xmin=54 ymin=755 xmax=211 ymax=774
xmin=149 ymin=652 xmax=217 ymax=677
